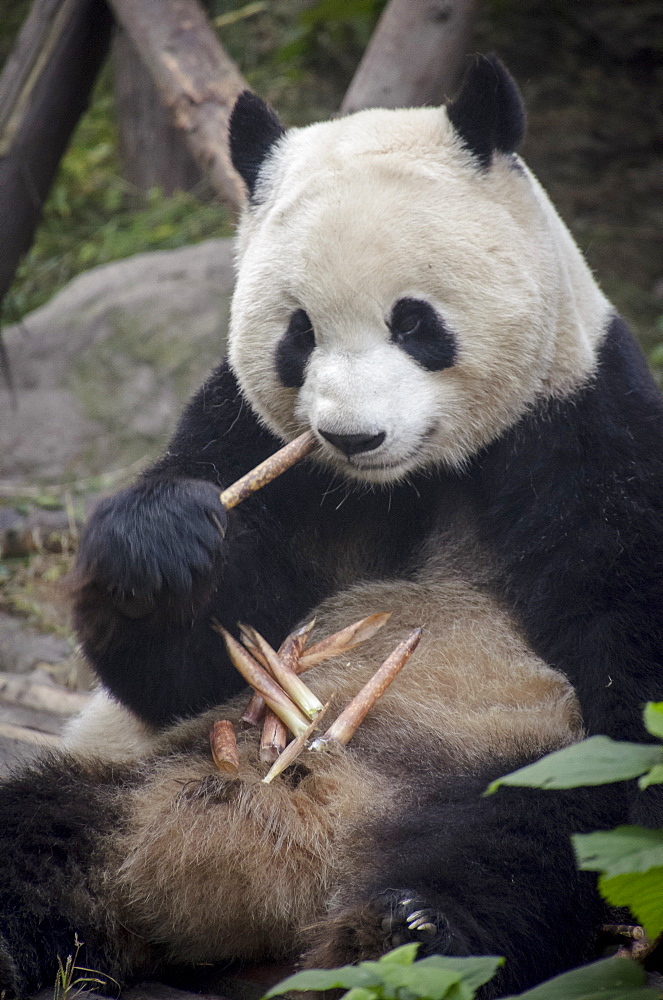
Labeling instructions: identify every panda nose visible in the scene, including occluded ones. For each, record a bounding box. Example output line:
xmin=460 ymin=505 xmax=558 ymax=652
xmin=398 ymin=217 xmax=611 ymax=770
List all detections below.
xmin=318 ymin=429 xmax=386 ymax=457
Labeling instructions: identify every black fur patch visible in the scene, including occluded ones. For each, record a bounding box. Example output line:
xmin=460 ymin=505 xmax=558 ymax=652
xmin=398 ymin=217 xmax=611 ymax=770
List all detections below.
xmin=275 ymin=309 xmax=316 ymax=387
xmin=0 ymin=754 xmax=151 ymax=998
xmin=389 ymin=298 xmax=456 ymax=371
xmin=229 ymin=91 xmax=285 ymax=200
xmin=473 ymin=314 xmax=663 ymax=748
xmin=447 ymin=54 xmax=525 ymax=168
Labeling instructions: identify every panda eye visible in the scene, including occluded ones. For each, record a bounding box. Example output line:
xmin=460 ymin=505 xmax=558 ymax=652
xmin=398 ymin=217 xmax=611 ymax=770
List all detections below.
xmin=275 ymin=309 xmax=316 ymax=388
xmin=389 ymin=297 xmax=456 ymax=372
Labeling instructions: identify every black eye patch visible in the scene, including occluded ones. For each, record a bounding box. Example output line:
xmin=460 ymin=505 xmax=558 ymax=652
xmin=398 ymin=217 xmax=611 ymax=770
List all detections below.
xmin=389 ymin=298 xmax=456 ymax=371
xmin=275 ymin=309 xmax=316 ymax=388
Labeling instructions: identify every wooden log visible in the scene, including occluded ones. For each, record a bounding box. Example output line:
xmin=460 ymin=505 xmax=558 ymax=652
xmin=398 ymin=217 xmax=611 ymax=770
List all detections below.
xmin=113 ymin=27 xmax=204 ymax=195
xmin=0 ymin=0 xmax=114 ymax=306
xmin=341 ymin=0 xmax=480 ymax=114
xmin=0 ymin=720 xmax=61 ymax=746
xmin=0 ymin=672 xmax=90 ymax=716
xmin=106 ymin=0 xmax=248 ymax=209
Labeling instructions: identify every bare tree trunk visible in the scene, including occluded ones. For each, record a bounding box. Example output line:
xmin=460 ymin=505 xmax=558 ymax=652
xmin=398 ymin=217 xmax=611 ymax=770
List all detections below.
xmin=0 ymin=0 xmax=113 ymax=307
xmin=113 ymin=27 xmax=204 ymax=195
xmin=106 ymin=0 xmax=248 ymax=210
xmin=341 ymin=0 xmax=480 ymax=114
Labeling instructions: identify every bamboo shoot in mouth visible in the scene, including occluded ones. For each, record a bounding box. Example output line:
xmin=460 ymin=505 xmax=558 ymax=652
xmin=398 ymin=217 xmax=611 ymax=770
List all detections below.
xmin=219 ymin=430 xmax=317 ymax=509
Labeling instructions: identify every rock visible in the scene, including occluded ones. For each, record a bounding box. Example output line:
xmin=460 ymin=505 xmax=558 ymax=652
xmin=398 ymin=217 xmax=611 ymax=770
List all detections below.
xmin=0 ymin=239 xmax=234 ymax=486
xmin=0 ymin=612 xmax=72 ymax=674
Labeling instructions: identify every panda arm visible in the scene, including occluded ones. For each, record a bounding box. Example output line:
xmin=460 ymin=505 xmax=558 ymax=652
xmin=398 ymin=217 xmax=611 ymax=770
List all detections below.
xmin=476 ymin=316 xmax=663 ymax=745
xmin=72 ymin=361 xmax=331 ymax=727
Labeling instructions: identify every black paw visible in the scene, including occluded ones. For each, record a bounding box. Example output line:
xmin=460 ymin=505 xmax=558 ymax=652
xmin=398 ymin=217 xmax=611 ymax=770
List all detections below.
xmin=378 ymin=891 xmax=449 ymax=951
xmin=304 ymin=889 xmax=465 ymax=970
xmin=76 ymin=478 xmax=228 ymax=607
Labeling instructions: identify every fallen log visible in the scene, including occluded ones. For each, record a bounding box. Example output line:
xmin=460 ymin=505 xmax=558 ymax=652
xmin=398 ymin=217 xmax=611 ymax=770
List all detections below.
xmin=0 ymin=672 xmax=90 ymax=716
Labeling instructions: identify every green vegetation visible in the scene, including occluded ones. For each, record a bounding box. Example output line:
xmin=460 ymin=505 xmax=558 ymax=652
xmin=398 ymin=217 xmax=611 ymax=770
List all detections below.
xmin=53 ymin=935 xmax=119 ymax=1000
xmin=264 ymin=941 xmax=656 ymax=1000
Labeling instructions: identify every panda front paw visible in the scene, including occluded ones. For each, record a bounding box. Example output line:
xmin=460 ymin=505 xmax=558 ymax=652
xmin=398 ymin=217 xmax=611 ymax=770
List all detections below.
xmin=76 ymin=477 xmax=228 ymax=612
xmin=304 ymin=889 xmax=467 ymax=969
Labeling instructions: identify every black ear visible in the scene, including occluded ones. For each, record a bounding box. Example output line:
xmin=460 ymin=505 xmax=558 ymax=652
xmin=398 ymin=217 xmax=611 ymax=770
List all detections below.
xmin=229 ymin=91 xmax=285 ymax=199
xmin=447 ymin=55 xmax=525 ymax=168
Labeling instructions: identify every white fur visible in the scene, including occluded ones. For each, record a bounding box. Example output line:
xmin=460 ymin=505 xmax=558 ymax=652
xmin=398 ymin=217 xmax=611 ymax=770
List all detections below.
xmin=62 ymin=688 xmax=158 ymax=762
xmin=229 ymin=106 xmax=611 ymax=481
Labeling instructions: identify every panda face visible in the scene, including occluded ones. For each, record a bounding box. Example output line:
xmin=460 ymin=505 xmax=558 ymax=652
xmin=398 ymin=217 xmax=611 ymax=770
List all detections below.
xmin=229 ymin=105 xmax=609 ymax=482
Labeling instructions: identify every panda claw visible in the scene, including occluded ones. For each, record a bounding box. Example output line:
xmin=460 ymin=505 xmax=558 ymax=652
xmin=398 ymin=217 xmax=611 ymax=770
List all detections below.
xmin=377 ymin=894 xmax=442 ymax=948
xmin=406 ymin=909 xmax=438 ymax=937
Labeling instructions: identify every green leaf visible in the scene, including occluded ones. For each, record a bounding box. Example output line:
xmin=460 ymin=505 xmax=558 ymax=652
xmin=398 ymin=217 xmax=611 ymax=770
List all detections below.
xmin=639 ymin=764 xmax=663 ymax=789
xmin=263 ymin=952 xmax=504 ymax=1000
xmin=370 ymin=962 xmax=462 ymax=1000
xmin=415 ymin=956 xmax=504 ymax=995
xmin=599 ymin=867 xmax=663 ymax=940
xmin=378 ymin=943 xmax=420 ymax=966
xmin=573 ymin=825 xmax=663 ymax=877
xmin=485 ymin=737 xmax=662 ymax=794
xmin=263 ymin=965 xmax=380 ymax=997
xmin=643 ymin=702 xmax=663 ymax=740
xmin=504 ymin=955 xmax=657 ymax=999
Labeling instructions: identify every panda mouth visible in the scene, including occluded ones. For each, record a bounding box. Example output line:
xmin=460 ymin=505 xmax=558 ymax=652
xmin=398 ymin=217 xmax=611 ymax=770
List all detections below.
xmin=347 ymin=426 xmax=437 ymax=476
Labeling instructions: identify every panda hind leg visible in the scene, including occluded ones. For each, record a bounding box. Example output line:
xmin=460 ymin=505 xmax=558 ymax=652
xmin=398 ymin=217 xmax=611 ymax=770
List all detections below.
xmin=304 ymin=765 xmax=626 ymax=998
xmin=0 ymin=753 xmax=156 ymax=999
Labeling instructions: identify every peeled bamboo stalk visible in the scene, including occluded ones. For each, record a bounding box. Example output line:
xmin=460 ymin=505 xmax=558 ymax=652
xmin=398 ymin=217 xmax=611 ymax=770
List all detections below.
xmin=240 ymin=624 xmax=323 ymax=720
xmin=311 ymin=628 xmax=422 ymax=749
xmin=240 ymin=621 xmax=314 ymax=727
xmin=257 ymin=619 xmax=317 ymax=757
xmin=241 ymin=691 xmax=266 ymax=727
xmin=215 ymin=626 xmax=310 ymax=737
xmin=260 ymin=711 xmax=287 ymax=762
xmin=279 ymin=619 xmax=316 ymax=670
xmin=298 ymin=612 xmax=391 ymax=668
xmin=210 ymin=719 xmax=240 ymax=774
xmin=262 ymin=702 xmax=330 ymax=785
xmin=238 ymin=628 xmax=273 ymax=725
xmin=220 ymin=430 xmax=317 ymax=510
xmin=241 ymin=614 xmax=387 ymax=728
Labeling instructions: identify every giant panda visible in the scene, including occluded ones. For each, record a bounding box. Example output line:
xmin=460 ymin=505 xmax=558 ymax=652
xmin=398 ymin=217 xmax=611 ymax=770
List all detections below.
xmin=1 ymin=55 xmax=662 ymax=1000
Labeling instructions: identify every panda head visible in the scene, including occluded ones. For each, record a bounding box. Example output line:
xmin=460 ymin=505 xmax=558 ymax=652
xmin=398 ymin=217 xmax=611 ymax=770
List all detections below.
xmin=228 ymin=56 xmax=609 ymax=483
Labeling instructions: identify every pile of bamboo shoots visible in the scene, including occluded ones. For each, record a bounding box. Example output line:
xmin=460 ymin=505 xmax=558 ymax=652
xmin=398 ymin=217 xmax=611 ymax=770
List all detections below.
xmin=209 ymin=431 xmax=422 ymax=783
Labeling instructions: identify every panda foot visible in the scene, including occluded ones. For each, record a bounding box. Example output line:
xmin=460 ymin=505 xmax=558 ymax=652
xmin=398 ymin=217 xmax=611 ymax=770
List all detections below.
xmin=304 ymin=889 xmax=459 ymax=969
xmin=379 ymin=894 xmax=441 ymax=947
